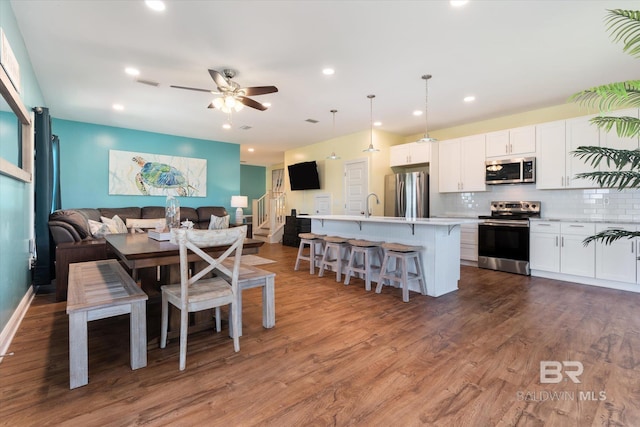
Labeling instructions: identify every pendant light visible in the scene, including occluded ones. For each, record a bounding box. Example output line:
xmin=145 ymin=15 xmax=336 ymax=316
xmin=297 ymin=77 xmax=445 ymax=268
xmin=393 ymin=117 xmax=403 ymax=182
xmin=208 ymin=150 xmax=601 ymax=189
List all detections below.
xmin=417 ymin=74 xmax=437 ymax=143
xmin=363 ymin=94 xmax=379 ymax=153
xmin=326 ymin=109 xmax=341 ymax=160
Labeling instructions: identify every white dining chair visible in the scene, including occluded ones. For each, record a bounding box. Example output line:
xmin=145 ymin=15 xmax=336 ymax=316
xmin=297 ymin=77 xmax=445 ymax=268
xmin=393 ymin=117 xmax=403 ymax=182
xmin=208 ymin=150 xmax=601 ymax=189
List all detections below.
xmin=160 ymin=226 xmax=246 ymax=370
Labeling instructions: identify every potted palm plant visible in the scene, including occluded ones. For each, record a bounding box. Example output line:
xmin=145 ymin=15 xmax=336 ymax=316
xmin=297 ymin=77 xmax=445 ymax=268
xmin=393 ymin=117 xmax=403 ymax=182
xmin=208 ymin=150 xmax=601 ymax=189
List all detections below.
xmin=569 ymin=8 xmax=640 ymax=244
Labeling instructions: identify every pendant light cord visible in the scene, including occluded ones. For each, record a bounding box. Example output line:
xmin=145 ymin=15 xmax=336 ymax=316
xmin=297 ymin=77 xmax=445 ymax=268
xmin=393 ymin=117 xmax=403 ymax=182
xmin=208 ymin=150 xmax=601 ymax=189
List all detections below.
xmin=422 ymin=74 xmax=431 ymax=139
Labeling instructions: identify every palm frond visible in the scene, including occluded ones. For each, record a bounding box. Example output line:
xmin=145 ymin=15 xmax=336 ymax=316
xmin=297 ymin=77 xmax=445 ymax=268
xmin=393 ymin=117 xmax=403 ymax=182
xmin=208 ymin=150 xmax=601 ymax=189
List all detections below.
xmin=574 ymin=170 xmax=640 ymax=190
xmin=605 ymin=9 xmax=640 ymax=58
xmin=590 ymin=116 xmax=640 ymax=138
xmin=583 ymin=228 xmax=640 ymax=246
xmin=568 ymin=81 xmax=640 ymax=111
xmin=572 ymin=146 xmax=640 ymax=170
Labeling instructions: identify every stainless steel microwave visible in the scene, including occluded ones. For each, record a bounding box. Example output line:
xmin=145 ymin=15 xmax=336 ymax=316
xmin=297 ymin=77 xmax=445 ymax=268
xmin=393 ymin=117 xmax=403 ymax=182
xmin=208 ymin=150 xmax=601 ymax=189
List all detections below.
xmin=485 ymin=157 xmax=535 ymax=184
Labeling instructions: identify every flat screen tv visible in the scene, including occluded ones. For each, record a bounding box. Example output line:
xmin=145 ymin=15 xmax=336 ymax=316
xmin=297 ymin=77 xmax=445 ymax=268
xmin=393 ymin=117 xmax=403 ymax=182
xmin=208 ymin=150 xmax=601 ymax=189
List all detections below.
xmin=288 ymin=161 xmax=321 ymax=191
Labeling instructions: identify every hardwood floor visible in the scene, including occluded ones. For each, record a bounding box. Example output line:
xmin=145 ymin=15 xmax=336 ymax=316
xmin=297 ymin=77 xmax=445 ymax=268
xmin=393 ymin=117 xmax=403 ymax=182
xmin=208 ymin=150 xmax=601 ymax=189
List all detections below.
xmin=1 ymin=243 xmax=639 ymax=426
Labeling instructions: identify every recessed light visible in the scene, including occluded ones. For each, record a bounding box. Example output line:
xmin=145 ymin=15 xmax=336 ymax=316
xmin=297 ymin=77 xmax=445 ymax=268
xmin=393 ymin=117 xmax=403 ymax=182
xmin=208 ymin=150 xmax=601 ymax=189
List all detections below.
xmin=262 ymin=102 xmax=272 ymax=108
xmin=248 ymin=148 xmax=255 ymax=152
xmin=322 ymin=68 xmax=335 ymax=76
xmin=464 ymin=95 xmax=476 ymax=102
xmin=413 ymin=110 xmax=423 ymax=116
xmin=222 ymin=123 xmax=231 ymax=129
xmin=112 ymin=104 xmax=124 ymax=111
xmin=125 ymin=67 xmax=140 ymax=76
xmin=374 ymin=121 xmax=382 ymax=127
xmin=450 ymin=0 xmax=468 ymax=7
xmin=145 ymin=1 xmax=166 ymax=11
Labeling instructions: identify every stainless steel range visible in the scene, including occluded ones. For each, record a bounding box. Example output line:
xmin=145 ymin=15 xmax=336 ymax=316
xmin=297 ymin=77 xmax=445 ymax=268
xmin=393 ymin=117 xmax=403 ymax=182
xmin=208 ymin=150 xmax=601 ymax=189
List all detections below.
xmin=477 ymin=201 xmax=541 ymax=275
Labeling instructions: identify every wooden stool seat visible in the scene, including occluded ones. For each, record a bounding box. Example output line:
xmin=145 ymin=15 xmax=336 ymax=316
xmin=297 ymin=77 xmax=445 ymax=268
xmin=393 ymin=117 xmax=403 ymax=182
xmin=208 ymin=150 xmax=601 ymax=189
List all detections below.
xmin=318 ymin=237 xmax=352 ymax=282
xmin=376 ymin=244 xmax=427 ymax=302
xmin=344 ymin=240 xmax=384 ymax=291
xmin=295 ymin=233 xmax=326 ymax=274
xmin=298 ymin=232 xmax=325 ymax=240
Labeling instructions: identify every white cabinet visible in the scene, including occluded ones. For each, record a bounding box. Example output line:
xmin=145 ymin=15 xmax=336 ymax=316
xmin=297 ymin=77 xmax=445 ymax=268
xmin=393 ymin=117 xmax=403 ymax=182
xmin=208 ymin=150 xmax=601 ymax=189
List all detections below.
xmin=460 ymin=222 xmax=478 ymax=262
xmin=560 ymin=222 xmax=595 ymax=277
xmin=390 ymin=142 xmax=432 ymax=167
xmin=536 ymin=120 xmax=566 ymax=190
xmin=530 ymin=221 xmax=595 ymax=278
xmin=599 ymin=108 xmax=640 ymax=173
xmin=536 ymin=115 xmax=600 ymax=190
xmin=595 ymin=223 xmax=639 ymax=284
xmin=566 ymin=115 xmax=600 ymax=189
xmin=530 ymin=221 xmax=561 ymax=272
xmin=485 ymin=125 xmax=536 ymax=158
xmin=438 ymin=135 xmax=486 ymax=193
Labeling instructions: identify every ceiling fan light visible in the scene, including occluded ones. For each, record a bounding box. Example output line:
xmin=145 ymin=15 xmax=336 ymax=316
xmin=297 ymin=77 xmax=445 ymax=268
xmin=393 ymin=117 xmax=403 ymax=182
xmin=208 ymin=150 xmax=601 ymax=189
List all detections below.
xmin=224 ymin=96 xmax=236 ymax=108
xmin=234 ymin=102 xmax=244 ymax=112
xmin=212 ymin=97 xmax=224 ymax=109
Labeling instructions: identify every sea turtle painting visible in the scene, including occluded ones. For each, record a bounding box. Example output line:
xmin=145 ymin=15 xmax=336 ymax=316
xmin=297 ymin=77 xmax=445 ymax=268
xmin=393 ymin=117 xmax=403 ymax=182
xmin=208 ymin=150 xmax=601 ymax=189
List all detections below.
xmin=132 ymin=156 xmax=197 ymax=196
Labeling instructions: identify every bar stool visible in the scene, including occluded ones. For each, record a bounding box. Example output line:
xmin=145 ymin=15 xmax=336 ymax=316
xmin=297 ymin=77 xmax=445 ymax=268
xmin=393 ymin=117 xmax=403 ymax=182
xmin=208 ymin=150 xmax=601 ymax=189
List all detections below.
xmin=376 ymin=242 xmax=427 ymax=302
xmin=294 ymin=233 xmax=326 ymax=274
xmin=344 ymin=239 xmax=384 ymax=291
xmin=318 ymin=236 xmax=352 ymax=282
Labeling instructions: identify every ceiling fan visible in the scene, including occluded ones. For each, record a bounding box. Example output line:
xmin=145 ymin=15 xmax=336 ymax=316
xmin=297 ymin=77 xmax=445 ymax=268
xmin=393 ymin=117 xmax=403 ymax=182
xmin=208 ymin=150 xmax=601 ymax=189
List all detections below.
xmin=170 ymin=69 xmax=278 ymax=112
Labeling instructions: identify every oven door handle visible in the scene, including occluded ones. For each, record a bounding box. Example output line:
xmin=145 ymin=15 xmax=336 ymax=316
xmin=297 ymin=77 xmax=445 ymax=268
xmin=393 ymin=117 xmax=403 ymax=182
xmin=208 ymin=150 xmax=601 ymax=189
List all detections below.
xmin=481 ymin=221 xmax=529 ymax=228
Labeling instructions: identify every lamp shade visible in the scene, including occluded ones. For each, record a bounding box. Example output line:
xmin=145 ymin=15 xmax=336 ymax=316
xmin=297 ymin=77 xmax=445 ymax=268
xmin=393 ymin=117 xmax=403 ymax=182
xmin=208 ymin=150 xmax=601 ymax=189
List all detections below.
xmin=230 ymin=195 xmax=248 ymax=208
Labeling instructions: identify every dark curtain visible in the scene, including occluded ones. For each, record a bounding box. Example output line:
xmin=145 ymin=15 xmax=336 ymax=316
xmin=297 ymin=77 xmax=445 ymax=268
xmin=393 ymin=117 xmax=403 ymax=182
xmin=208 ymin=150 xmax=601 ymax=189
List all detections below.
xmin=33 ymin=107 xmax=60 ymax=285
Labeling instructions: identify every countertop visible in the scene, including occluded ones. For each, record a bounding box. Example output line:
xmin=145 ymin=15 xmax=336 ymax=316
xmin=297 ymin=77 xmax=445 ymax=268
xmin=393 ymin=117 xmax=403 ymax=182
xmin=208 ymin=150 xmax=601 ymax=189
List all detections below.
xmin=301 ymin=215 xmax=478 ymax=226
xmin=532 ymin=218 xmax=639 ymax=225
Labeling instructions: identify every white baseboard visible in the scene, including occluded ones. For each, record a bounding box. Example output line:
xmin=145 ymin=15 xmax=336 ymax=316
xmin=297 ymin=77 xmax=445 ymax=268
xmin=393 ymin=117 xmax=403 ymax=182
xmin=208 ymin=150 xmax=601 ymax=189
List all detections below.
xmin=0 ymin=285 xmax=35 ymax=363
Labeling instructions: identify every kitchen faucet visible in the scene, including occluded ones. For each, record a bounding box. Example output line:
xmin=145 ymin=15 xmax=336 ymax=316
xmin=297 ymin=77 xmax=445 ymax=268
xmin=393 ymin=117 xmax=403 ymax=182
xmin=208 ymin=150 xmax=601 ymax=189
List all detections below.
xmin=365 ymin=193 xmax=380 ymax=218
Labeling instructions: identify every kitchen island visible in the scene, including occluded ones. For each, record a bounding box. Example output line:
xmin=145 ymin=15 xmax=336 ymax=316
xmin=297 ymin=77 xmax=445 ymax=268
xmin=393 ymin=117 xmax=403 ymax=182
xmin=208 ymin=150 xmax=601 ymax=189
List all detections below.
xmin=303 ymin=215 xmax=477 ymax=297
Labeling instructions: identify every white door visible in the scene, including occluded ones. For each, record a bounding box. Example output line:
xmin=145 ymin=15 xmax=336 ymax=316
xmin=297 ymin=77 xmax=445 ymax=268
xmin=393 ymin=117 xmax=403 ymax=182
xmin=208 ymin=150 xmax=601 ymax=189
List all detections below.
xmin=313 ymin=193 xmax=331 ymax=215
xmin=344 ymin=159 xmax=368 ymax=215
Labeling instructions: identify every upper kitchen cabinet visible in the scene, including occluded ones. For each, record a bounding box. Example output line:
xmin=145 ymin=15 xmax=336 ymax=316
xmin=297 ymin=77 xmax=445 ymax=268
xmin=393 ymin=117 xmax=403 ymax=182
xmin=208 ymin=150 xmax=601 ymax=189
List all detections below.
xmin=438 ymin=134 xmax=486 ymax=193
xmin=536 ymin=115 xmax=599 ymax=190
xmin=485 ymin=125 xmax=536 ymax=158
xmin=599 ymin=108 xmax=639 ymax=173
xmin=389 ymin=142 xmax=432 ymax=167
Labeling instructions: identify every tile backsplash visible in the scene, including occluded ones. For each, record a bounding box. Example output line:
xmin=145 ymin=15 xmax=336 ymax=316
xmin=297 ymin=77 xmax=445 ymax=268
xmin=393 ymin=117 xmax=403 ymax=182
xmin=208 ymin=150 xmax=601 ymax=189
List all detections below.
xmin=438 ymin=185 xmax=640 ymax=221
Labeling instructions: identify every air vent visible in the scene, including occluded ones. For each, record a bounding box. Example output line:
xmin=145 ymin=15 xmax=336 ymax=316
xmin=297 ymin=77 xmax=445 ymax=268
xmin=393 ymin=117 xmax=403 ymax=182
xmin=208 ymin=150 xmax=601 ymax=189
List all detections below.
xmin=305 ymin=119 xmax=319 ymax=124
xmin=239 ymin=125 xmax=252 ymax=130
xmin=135 ymin=78 xmax=160 ymax=87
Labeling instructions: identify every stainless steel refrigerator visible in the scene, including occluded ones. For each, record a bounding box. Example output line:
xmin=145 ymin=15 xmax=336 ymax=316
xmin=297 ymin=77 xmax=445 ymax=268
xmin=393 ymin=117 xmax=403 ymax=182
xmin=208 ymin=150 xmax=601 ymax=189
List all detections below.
xmin=384 ymin=170 xmax=429 ymax=218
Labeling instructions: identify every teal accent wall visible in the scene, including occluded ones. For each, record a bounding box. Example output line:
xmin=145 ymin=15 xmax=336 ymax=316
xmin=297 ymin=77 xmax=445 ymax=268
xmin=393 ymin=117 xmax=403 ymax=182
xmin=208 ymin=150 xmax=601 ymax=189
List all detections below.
xmin=0 ymin=111 xmax=19 ymax=164
xmin=240 ymin=164 xmax=266 ymax=215
xmin=0 ymin=2 xmax=45 ymax=335
xmin=52 ymin=119 xmax=241 ymax=212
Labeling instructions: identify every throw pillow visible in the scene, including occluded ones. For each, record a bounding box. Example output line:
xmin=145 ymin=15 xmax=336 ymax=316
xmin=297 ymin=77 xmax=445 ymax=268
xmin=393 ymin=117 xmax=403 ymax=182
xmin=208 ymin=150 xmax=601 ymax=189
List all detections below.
xmin=100 ymin=215 xmax=128 ymax=234
xmin=88 ymin=219 xmax=111 ymax=238
xmin=208 ymin=214 xmax=230 ymax=230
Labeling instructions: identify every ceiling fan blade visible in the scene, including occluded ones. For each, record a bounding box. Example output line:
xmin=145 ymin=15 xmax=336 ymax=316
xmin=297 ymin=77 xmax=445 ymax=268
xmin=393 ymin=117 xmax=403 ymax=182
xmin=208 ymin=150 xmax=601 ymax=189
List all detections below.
xmin=170 ymin=85 xmax=218 ymax=94
xmin=243 ymin=86 xmax=279 ymax=96
xmin=207 ymin=102 xmax=216 ymax=109
xmin=238 ymin=96 xmax=268 ymax=111
xmin=209 ymin=69 xmax=230 ymax=90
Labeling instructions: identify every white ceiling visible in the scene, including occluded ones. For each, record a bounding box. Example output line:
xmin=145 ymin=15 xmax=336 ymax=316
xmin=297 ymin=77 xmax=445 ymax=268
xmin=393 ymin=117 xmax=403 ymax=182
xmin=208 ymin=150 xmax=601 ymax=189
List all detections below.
xmin=10 ymin=0 xmax=639 ymax=167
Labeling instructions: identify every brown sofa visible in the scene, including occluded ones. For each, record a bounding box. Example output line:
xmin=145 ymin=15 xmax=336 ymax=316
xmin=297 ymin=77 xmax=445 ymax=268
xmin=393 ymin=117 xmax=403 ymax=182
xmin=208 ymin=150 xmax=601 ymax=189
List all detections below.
xmin=49 ymin=206 xmax=229 ymax=300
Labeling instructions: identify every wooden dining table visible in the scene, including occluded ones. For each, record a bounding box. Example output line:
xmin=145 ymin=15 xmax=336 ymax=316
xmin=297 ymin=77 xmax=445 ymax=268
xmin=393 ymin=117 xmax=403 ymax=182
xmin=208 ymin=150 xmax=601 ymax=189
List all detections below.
xmin=104 ymin=232 xmax=264 ymax=282
xmin=104 ymin=232 xmax=267 ymax=341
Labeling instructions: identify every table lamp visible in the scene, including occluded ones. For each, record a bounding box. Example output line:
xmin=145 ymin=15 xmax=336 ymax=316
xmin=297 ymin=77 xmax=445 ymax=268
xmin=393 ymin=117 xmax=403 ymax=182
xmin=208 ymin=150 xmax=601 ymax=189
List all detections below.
xmin=230 ymin=195 xmax=248 ymax=225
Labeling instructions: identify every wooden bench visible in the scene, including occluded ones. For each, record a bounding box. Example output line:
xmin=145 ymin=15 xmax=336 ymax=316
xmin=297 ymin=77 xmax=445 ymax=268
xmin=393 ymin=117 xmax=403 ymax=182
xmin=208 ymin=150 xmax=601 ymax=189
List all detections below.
xmin=66 ymin=260 xmax=148 ymax=389
xmin=218 ymin=260 xmax=276 ymax=337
